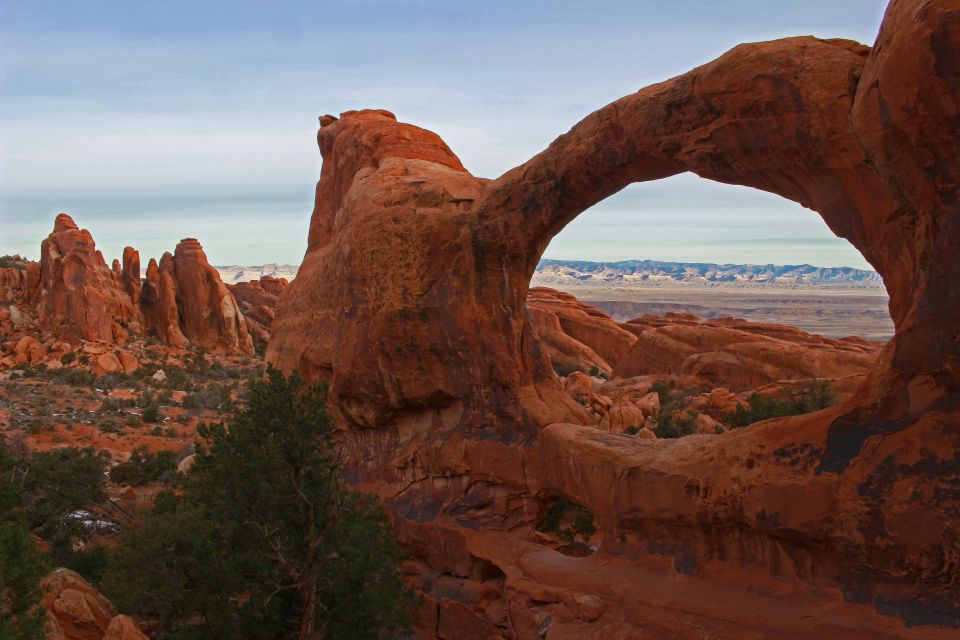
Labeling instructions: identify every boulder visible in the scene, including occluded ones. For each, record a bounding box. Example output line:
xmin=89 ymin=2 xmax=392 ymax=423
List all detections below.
xmin=635 ymin=391 xmax=660 ymax=418
xmin=91 ymin=352 xmax=122 ymax=376
xmin=102 ymin=616 xmax=148 ymax=640
xmin=694 ymin=413 xmax=723 ymax=435
xmin=599 ymin=398 xmax=645 ymax=433
xmin=41 ymin=569 xmax=147 ymax=640
xmin=115 ymin=349 xmax=139 ymax=373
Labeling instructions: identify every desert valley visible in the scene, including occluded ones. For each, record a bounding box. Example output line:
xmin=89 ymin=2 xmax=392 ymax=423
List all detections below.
xmin=1 ymin=0 xmax=959 ymax=639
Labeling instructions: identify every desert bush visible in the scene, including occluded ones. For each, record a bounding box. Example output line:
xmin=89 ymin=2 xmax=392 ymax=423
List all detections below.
xmin=0 ymin=255 xmax=26 ymax=269
xmin=552 ymin=361 xmax=581 ymax=378
xmin=110 ymin=447 xmax=178 ymax=485
xmin=95 ymin=372 xmax=133 ymax=390
xmin=649 ymin=381 xmax=702 ymax=439
xmin=161 ymin=366 xmax=192 ymax=390
xmin=727 ymin=380 xmax=837 ymax=428
xmin=142 ymin=403 xmax=161 ymax=424
xmin=97 ymin=419 xmax=122 ymax=434
xmin=182 ymin=383 xmax=230 ymax=410
xmin=539 ymin=499 xmax=597 ymax=544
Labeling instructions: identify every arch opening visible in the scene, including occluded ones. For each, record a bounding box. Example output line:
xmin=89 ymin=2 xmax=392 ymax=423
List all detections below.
xmin=524 ymin=174 xmax=892 ymax=436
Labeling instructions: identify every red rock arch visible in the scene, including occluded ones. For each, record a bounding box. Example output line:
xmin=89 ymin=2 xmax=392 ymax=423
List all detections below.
xmin=265 ymin=2 xmax=960 ymax=632
xmin=270 ymin=0 xmax=958 ymax=438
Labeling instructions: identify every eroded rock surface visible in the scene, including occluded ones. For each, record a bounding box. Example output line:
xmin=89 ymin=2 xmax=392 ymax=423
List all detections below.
xmin=33 ymin=214 xmax=143 ymax=344
xmin=41 ymin=569 xmax=147 ymax=640
xmin=142 ymin=239 xmax=254 ymax=355
xmin=1 ymin=217 xmax=255 ymax=362
xmin=228 ymin=276 xmax=288 ymax=346
xmin=265 ymin=1 xmax=959 ymax=637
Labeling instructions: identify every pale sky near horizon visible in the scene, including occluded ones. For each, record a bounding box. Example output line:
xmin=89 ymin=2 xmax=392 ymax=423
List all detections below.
xmin=0 ymin=1 xmax=887 ymax=269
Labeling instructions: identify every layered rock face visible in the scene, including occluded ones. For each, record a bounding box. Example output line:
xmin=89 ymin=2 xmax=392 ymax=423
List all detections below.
xmin=268 ymin=1 xmax=959 ymax=636
xmin=141 ymin=239 xmax=254 ymax=355
xmin=32 ymin=214 xmax=143 ymax=344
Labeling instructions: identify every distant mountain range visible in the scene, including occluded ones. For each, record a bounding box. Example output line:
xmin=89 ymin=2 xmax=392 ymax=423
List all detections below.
xmin=215 ymin=263 xmax=300 ymax=283
xmin=533 ymin=259 xmax=884 ymax=287
xmin=213 ymin=259 xmax=884 ymax=288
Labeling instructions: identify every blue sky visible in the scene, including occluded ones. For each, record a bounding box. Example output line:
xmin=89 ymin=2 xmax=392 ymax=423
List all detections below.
xmin=0 ymin=1 xmax=887 ymax=268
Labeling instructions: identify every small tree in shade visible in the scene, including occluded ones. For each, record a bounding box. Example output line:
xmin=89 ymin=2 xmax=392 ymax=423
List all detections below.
xmin=104 ymin=367 xmax=412 ymax=639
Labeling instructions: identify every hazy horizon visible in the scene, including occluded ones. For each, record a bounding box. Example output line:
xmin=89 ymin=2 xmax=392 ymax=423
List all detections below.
xmin=1 ymin=1 xmax=888 ymax=269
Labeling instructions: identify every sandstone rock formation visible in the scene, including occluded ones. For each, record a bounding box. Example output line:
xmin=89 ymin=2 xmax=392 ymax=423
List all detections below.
xmin=139 ymin=239 xmax=255 ymax=355
xmin=41 ymin=568 xmax=147 ymax=640
xmin=227 ymin=276 xmax=288 ymax=346
xmin=528 ymin=287 xmax=880 ymax=391
xmin=32 ymin=214 xmax=143 ymax=344
xmin=265 ymin=0 xmax=959 ymax=636
xmin=527 ymin=287 xmax=637 ymax=377
xmin=0 ymin=218 xmax=255 ymax=365
xmin=228 ymin=275 xmax=287 ymax=310
xmin=615 ymin=313 xmax=880 ymax=390
xmin=0 ymin=256 xmax=39 ymax=303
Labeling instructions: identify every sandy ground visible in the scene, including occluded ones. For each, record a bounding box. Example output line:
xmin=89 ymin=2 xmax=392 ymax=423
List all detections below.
xmin=536 ymin=282 xmax=893 ymax=341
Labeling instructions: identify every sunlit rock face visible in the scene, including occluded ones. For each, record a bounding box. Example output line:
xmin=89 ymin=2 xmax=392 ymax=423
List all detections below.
xmin=268 ymin=1 xmax=960 ymax=637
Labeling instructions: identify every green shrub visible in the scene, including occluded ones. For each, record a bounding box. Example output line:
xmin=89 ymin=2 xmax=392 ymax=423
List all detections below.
xmin=655 ymin=410 xmax=697 ymax=439
xmin=51 ymin=541 xmax=109 ymax=586
xmin=648 ymin=381 xmax=701 ymax=439
xmin=0 ymin=255 xmax=26 ymax=269
xmin=60 ymin=351 xmax=77 ymax=365
xmin=97 ymin=419 xmax=122 ymax=434
xmin=182 ymin=383 xmax=231 ymax=410
xmin=727 ymin=380 xmax=837 ymax=428
xmin=142 ymin=403 xmax=160 ymax=424
xmin=95 ymin=372 xmax=132 ymax=390
xmin=110 ymin=447 xmax=178 ymax=485
xmin=649 ymin=379 xmax=671 ymax=404
xmin=552 ymin=362 xmax=581 ymax=378
xmin=539 ymin=499 xmax=597 ymax=544
xmin=160 ymin=366 xmax=192 ymax=390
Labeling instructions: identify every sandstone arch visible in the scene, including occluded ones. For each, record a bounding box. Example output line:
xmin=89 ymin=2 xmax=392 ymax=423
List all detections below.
xmin=270 ymin=1 xmax=958 ymax=436
xmin=267 ymin=1 xmax=959 ymax=634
